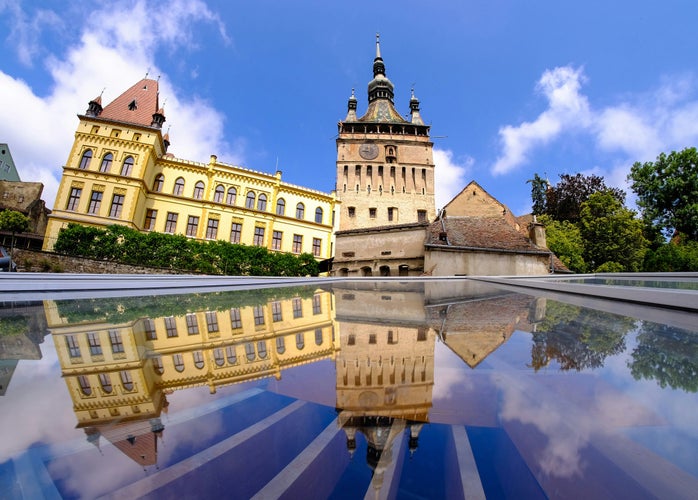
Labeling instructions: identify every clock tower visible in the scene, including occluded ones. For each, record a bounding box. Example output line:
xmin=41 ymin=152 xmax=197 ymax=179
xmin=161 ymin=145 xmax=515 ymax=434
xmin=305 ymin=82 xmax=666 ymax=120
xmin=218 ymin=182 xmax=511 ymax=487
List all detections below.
xmin=335 ymin=35 xmax=435 ymax=231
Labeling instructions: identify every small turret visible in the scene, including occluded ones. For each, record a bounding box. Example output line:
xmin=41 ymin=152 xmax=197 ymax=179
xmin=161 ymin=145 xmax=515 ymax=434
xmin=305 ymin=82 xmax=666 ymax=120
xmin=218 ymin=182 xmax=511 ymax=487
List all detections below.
xmin=86 ymin=94 xmax=103 ymax=117
xmin=345 ymin=88 xmax=358 ymax=121
xmin=151 ymin=107 xmax=166 ymax=129
xmin=409 ymin=88 xmax=424 ymax=125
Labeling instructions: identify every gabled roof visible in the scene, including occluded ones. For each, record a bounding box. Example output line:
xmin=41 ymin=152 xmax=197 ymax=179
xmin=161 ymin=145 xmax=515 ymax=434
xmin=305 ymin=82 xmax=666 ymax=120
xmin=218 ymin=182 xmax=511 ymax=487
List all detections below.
xmin=426 ymin=217 xmax=546 ymax=253
xmin=99 ymin=78 xmax=162 ymax=127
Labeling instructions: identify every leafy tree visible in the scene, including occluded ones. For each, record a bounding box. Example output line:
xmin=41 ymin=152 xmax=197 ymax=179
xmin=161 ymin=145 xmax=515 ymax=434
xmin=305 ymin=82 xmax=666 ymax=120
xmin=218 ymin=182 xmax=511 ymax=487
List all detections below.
xmin=579 ymin=192 xmax=648 ymax=272
xmin=527 ymin=173 xmax=548 ymax=216
xmin=628 ymin=147 xmax=698 ymax=240
xmin=643 ymin=240 xmax=698 ymax=271
xmin=539 ymin=215 xmax=587 ymax=273
xmin=0 ymin=209 xmax=30 ymax=263
xmin=546 ymin=173 xmax=625 ymax=223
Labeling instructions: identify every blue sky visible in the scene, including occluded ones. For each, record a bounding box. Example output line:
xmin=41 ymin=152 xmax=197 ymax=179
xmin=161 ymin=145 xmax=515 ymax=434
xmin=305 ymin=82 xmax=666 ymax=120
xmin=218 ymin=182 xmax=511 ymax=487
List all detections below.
xmin=2 ymin=1 xmax=698 ymax=214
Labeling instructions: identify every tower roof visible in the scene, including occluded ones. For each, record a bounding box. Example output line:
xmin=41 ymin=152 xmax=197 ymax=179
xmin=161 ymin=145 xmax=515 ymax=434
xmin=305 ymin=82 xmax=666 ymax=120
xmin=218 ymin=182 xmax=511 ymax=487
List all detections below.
xmin=99 ymin=78 xmax=162 ymax=128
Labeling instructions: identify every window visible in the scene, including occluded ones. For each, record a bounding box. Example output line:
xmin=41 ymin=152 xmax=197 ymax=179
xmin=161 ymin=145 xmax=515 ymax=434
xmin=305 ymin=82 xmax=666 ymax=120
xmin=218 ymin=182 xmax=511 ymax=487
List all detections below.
xmin=292 ymin=298 xmax=303 ymax=318
xmin=257 ymin=341 xmax=268 ymax=359
xmin=144 ymin=209 xmax=157 ymax=230
xmin=193 ymin=351 xmax=204 ymax=369
xmin=348 ymin=206 xmax=355 ymax=218
xmin=99 ymin=153 xmax=113 ymax=173
xmin=144 ymin=319 xmax=156 ymax=340
xmin=87 ymin=190 xmax=102 ymax=214
xmin=257 ymin=193 xmax=267 ymax=211
xmin=227 ymin=187 xmax=237 ymax=205
xmin=152 ymin=356 xmax=164 ymax=374
xmin=246 ymin=191 xmax=255 ymax=208
xmin=120 ymin=156 xmax=134 ymax=176
xmin=214 ymin=185 xmax=224 ymax=203
xmin=79 ymin=149 xmax=93 ymax=169
xmin=165 ymin=316 xmax=178 ymax=337
xmin=173 ymin=177 xmax=184 ymax=195
xmin=369 ymin=208 xmax=377 ymax=218
xmin=315 ymin=207 xmax=323 ymax=223
xmin=276 ymin=336 xmax=285 ymax=354
xmin=417 ymin=210 xmax=427 ymax=222
xmin=66 ymin=188 xmax=81 ymax=211
xmin=296 ymin=203 xmax=305 ymax=219
xmin=312 ymin=294 xmax=322 ymax=314
xmin=109 ymin=330 xmax=124 ymax=354
xmin=186 ymin=216 xmax=199 ymax=237
xmin=206 ymin=218 xmax=219 ymax=239
xmin=109 ymin=194 xmax=124 ymax=218
xmin=271 ymin=301 xmax=282 ymax=322
xmin=292 ymin=234 xmax=302 ymax=253
xmin=230 ymin=223 xmax=242 ymax=243
xmin=296 ymin=332 xmax=305 ymax=350
xmin=226 ymin=345 xmax=237 ymax=364
xmin=186 ymin=313 xmax=199 ymax=335
xmin=348 ymin=334 xmax=355 ymax=346
xmin=369 ymin=334 xmax=377 ymax=344
xmin=206 ymin=311 xmax=219 ymax=333
xmin=173 ymin=354 xmax=185 ymax=372
xmin=78 ymin=375 xmax=91 ymax=395
xmin=153 ymin=174 xmax=164 ymax=192
xmin=214 ymin=348 xmax=225 ymax=366
xmin=253 ymin=306 xmax=265 ymax=326
xmin=312 ymin=238 xmax=321 ymax=257
xmin=253 ymin=226 xmax=265 ymax=246
xmin=66 ymin=335 xmax=81 ymax=357
xmin=120 ymin=371 xmax=134 ymax=391
xmin=276 ymin=198 xmax=285 ymax=215
xmin=165 ymin=212 xmax=178 ymax=233
xmin=388 ymin=330 xmax=397 ymax=344
xmin=388 ymin=207 xmax=395 ymax=221
xmin=272 ymin=231 xmax=282 ymax=250
xmin=87 ymin=332 xmax=102 ymax=355
xmin=245 ymin=343 xmax=256 ymax=361
xmin=99 ymin=373 xmax=112 ymax=393
xmin=193 ymin=181 xmax=205 ymax=199
xmin=230 ymin=308 xmax=242 ymax=328
xmin=315 ymin=328 xmax=323 ymax=346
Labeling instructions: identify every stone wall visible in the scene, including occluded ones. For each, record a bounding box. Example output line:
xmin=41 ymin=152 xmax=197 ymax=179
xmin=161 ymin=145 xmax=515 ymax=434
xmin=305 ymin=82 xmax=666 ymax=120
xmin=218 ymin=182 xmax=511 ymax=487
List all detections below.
xmin=11 ymin=249 xmax=177 ymax=274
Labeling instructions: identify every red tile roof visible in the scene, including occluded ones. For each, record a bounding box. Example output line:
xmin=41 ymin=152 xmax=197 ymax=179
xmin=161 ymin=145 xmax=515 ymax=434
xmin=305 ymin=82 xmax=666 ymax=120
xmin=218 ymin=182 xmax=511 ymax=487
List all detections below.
xmin=427 ymin=217 xmax=546 ymax=253
xmin=100 ymin=78 xmax=161 ymax=127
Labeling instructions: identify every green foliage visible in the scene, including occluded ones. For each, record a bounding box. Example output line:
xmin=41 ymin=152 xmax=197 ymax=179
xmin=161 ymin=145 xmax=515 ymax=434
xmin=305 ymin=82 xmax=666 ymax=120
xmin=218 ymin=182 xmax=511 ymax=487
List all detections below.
xmin=594 ymin=261 xmax=624 ymax=273
xmin=527 ymin=173 xmax=548 ymax=216
xmin=579 ymin=192 xmax=648 ymax=272
xmin=0 ymin=315 xmax=28 ymax=337
xmin=0 ymin=210 xmax=30 ymax=235
xmin=545 ymin=173 xmax=625 ymax=223
xmin=53 ymin=223 xmax=321 ymax=276
xmin=643 ymin=240 xmax=698 ymax=271
xmin=539 ymin=215 xmax=587 ymax=273
xmin=629 ymin=147 xmax=698 ymax=240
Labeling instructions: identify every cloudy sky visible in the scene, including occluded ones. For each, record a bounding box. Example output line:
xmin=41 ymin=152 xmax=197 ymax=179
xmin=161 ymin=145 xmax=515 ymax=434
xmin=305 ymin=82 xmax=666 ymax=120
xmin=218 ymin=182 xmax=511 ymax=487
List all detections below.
xmin=2 ymin=0 xmax=698 ymax=214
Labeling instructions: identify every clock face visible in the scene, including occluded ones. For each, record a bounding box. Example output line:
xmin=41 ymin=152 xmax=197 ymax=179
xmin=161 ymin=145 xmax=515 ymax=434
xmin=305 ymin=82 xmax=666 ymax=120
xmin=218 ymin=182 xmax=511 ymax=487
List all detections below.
xmin=359 ymin=143 xmax=379 ymax=160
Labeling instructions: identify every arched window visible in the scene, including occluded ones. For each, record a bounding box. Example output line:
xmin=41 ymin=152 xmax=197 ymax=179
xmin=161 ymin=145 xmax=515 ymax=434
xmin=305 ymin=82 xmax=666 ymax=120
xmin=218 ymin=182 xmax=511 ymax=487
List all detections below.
xmin=173 ymin=177 xmax=185 ymax=195
xmin=193 ymin=181 xmax=205 ymax=199
xmin=193 ymin=351 xmax=204 ymax=369
xmin=276 ymin=198 xmax=285 ymax=215
xmin=79 ymin=149 xmax=93 ymax=169
xmin=246 ymin=191 xmax=255 ymax=209
xmin=153 ymin=174 xmax=164 ymax=192
xmin=227 ymin=187 xmax=237 ymax=205
xmin=99 ymin=153 xmax=113 ymax=173
xmin=257 ymin=341 xmax=267 ymax=359
xmin=257 ymin=193 xmax=267 ymax=211
xmin=296 ymin=203 xmax=305 ymax=219
xmin=214 ymin=185 xmax=224 ymax=203
xmin=226 ymin=345 xmax=237 ymax=364
xmin=315 ymin=328 xmax=323 ymax=345
xmin=120 ymin=156 xmax=134 ymax=176
xmin=152 ymin=356 xmax=164 ymax=375
xmin=173 ymin=353 xmax=185 ymax=372
xmin=296 ymin=332 xmax=305 ymax=350
xmin=99 ymin=373 xmax=112 ymax=393
xmin=315 ymin=207 xmax=323 ymax=224
xmin=120 ymin=371 xmax=134 ymax=391
xmin=276 ymin=336 xmax=285 ymax=354
xmin=245 ymin=342 xmax=256 ymax=361
xmin=214 ymin=348 xmax=225 ymax=366
xmin=78 ymin=375 xmax=92 ymax=395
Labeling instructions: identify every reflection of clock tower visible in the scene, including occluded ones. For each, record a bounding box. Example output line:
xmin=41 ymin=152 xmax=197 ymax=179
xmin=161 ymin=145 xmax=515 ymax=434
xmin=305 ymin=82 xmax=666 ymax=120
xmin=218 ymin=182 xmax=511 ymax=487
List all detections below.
xmin=336 ymin=35 xmax=435 ymax=231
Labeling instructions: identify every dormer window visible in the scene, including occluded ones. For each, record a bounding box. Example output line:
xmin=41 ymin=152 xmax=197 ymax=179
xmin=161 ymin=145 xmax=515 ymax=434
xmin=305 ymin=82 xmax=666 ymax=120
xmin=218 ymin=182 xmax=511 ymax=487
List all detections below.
xmin=128 ymin=99 xmax=137 ymax=111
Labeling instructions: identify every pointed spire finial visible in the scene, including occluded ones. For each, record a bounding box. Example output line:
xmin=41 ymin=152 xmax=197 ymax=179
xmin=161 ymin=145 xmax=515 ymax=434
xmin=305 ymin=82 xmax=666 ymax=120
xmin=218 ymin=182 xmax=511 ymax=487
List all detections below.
xmin=376 ymin=33 xmax=381 ymax=59
xmin=145 ymin=68 xmax=150 ymax=79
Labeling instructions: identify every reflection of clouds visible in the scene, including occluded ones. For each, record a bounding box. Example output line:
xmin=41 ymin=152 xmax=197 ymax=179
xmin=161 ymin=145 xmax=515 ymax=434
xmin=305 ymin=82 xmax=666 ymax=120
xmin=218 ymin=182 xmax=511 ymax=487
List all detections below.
xmin=432 ymin=341 xmax=475 ymax=401
xmin=0 ymin=339 xmax=77 ymax=463
xmin=496 ymin=372 xmax=590 ymax=478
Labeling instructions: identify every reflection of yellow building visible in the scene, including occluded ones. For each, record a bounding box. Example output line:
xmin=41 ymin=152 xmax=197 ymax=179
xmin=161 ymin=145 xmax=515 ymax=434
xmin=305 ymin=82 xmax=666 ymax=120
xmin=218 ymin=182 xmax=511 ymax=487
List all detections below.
xmin=48 ymin=291 xmax=338 ymax=465
xmin=43 ymin=78 xmax=337 ymax=260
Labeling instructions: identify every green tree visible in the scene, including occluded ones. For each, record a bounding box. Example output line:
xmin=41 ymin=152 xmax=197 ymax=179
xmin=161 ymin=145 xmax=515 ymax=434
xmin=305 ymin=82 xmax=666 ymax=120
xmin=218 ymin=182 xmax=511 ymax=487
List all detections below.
xmin=546 ymin=173 xmax=625 ymax=223
xmin=579 ymin=191 xmax=648 ymax=271
xmin=527 ymin=173 xmax=548 ymax=216
xmin=0 ymin=210 xmax=30 ymax=264
xmin=539 ymin=215 xmax=587 ymax=272
xmin=628 ymin=147 xmax=698 ymax=240
xmin=643 ymin=240 xmax=698 ymax=271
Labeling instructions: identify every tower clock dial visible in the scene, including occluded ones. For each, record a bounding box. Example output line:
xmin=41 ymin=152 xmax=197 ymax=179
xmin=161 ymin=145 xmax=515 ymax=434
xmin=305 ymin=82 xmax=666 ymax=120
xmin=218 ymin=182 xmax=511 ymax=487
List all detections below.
xmin=359 ymin=143 xmax=379 ymax=160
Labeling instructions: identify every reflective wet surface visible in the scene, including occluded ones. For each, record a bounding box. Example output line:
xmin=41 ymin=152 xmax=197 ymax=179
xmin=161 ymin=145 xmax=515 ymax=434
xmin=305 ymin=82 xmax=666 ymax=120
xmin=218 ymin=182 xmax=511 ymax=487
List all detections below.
xmin=1 ymin=279 xmax=697 ymax=498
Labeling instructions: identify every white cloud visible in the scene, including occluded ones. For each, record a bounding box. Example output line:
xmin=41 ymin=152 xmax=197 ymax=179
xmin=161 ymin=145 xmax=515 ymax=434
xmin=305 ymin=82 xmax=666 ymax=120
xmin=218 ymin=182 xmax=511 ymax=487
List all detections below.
xmin=0 ymin=0 xmax=234 ymax=209
xmin=433 ymin=148 xmax=473 ymax=208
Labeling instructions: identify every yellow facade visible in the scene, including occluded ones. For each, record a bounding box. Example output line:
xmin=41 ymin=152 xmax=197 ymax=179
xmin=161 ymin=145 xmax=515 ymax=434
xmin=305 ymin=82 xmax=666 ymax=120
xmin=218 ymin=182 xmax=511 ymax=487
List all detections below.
xmin=43 ymin=79 xmax=337 ymax=262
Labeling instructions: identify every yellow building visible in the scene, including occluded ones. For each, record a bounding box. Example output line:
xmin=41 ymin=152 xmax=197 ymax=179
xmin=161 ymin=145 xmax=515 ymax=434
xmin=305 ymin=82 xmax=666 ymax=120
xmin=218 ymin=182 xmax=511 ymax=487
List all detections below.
xmin=43 ymin=78 xmax=337 ymax=261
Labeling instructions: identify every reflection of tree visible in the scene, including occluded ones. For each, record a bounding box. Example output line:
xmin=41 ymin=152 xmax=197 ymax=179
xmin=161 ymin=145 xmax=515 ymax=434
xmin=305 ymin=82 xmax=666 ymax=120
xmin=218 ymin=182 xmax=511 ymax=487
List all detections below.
xmin=629 ymin=322 xmax=698 ymax=393
xmin=530 ymin=302 xmax=633 ymax=371
xmin=0 ymin=315 xmax=28 ymax=337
